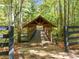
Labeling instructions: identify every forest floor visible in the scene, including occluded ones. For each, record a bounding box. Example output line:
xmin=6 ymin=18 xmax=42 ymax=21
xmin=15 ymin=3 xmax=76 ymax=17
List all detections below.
xmin=0 ymin=42 xmax=79 ymax=59
xmin=14 ymin=42 xmax=79 ymax=59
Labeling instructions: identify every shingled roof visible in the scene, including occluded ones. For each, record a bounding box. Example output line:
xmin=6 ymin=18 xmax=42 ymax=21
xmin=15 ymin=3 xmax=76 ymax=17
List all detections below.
xmin=23 ymin=15 xmax=56 ymax=27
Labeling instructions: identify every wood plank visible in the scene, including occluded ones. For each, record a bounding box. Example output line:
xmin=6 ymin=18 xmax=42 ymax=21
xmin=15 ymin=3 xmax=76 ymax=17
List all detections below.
xmin=0 ymin=26 xmax=9 ymax=30
xmin=0 ymin=51 xmax=9 ymax=56
xmin=68 ymin=31 xmax=79 ymax=34
xmin=69 ymin=42 xmax=79 ymax=46
xmin=68 ymin=37 xmax=79 ymax=40
xmin=0 ymin=34 xmax=8 ymax=38
xmin=68 ymin=26 xmax=79 ymax=28
xmin=0 ymin=43 xmax=9 ymax=47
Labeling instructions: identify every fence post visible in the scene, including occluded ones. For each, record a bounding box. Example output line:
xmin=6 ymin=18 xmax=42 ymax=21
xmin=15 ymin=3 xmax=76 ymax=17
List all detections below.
xmin=9 ymin=26 xmax=14 ymax=59
xmin=64 ymin=26 xmax=69 ymax=52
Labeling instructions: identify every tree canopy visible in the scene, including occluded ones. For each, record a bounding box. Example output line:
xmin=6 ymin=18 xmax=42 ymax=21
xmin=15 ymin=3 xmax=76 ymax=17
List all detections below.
xmin=0 ymin=0 xmax=79 ymax=40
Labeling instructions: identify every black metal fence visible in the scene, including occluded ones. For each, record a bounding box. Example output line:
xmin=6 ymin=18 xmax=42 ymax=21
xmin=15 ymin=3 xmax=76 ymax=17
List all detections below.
xmin=64 ymin=26 xmax=79 ymax=52
xmin=0 ymin=26 xmax=14 ymax=59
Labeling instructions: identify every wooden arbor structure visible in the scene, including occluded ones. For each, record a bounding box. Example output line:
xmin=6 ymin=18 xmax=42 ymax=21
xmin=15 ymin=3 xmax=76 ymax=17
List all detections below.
xmin=23 ymin=15 xmax=55 ymax=43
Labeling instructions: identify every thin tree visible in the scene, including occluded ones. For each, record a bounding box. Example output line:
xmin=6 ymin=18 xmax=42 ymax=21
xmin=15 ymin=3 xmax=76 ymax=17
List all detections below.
xmin=8 ymin=0 xmax=13 ymax=26
xmin=17 ymin=0 xmax=24 ymax=42
xmin=67 ymin=0 xmax=70 ymax=26
xmin=58 ymin=0 xmax=63 ymax=40
xmin=64 ymin=0 xmax=67 ymax=26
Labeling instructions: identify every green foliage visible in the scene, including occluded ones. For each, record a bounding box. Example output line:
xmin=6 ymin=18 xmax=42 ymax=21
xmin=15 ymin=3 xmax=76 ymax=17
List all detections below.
xmin=0 ymin=0 xmax=79 ymax=42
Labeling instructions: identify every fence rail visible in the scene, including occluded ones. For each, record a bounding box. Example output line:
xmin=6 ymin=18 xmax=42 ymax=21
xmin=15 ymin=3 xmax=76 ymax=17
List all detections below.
xmin=64 ymin=26 xmax=79 ymax=52
xmin=0 ymin=26 xmax=14 ymax=59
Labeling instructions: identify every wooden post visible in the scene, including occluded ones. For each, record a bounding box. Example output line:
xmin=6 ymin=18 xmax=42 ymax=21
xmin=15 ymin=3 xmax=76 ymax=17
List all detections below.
xmin=9 ymin=26 xmax=14 ymax=59
xmin=64 ymin=26 xmax=69 ymax=52
xmin=50 ymin=32 xmax=52 ymax=43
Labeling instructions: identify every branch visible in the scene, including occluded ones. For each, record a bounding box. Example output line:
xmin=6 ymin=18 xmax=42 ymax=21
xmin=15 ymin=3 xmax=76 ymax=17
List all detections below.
xmin=14 ymin=0 xmax=24 ymax=19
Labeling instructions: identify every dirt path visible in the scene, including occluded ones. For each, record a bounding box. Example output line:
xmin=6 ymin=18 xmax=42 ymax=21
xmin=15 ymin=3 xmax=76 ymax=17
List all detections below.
xmin=14 ymin=43 xmax=79 ymax=59
xmin=0 ymin=43 xmax=79 ymax=59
